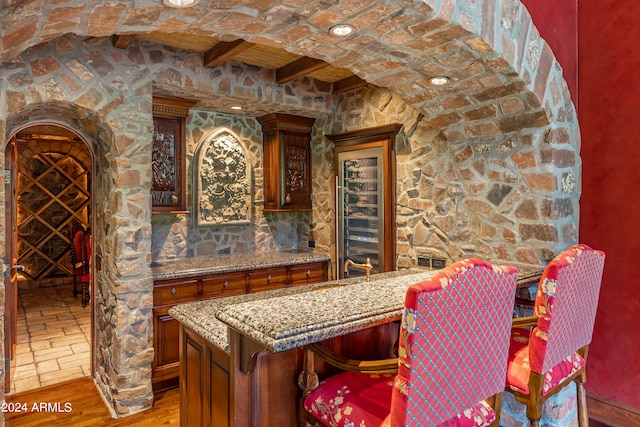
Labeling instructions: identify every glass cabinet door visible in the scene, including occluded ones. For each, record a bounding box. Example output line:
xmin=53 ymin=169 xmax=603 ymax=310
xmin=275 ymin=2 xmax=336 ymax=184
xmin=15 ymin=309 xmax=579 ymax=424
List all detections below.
xmin=337 ymin=147 xmax=385 ymax=278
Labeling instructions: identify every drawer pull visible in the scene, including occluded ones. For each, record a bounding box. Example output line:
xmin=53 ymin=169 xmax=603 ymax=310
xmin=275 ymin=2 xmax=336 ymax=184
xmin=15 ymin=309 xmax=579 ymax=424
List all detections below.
xmin=223 ymin=280 xmax=229 ymax=288
xmin=171 ymin=287 xmax=177 ymax=295
xmin=267 ymin=274 xmax=272 ymax=283
xmin=306 ymin=270 xmax=311 ymax=277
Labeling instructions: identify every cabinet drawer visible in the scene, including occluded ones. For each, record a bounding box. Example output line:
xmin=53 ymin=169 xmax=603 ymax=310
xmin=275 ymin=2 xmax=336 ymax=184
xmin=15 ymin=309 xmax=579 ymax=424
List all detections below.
xmin=154 ymin=278 xmax=200 ymax=306
xmin=202 ymin=272 xmax=247 ymax=298
xmin=289 ymin=262 xmax=326 ymax=285
xmin=248 ymin=267 xmax=288 ymax=292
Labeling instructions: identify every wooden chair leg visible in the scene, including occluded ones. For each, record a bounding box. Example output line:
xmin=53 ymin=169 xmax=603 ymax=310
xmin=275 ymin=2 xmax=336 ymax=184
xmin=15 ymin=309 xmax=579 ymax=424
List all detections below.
xmin=298 ymin=347 xmax=320 ymax=426
xmin=82 ymin=282 xmax=90 ymax=307
xmin=526 ymin=401 xmax=543 ymax=427
xmin=488 ymin=392 xmax=503 ymax=427
xmin=576 ymin=380 xmax=589 ymax=427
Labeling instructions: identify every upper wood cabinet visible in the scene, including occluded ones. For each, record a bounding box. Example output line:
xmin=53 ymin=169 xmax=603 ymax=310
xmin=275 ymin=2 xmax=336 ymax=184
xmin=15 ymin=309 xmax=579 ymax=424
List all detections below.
xmin=257 ymin=113 xmax=316 ymax=212
xmin=152 ymin=95 xmax=195 ymax=215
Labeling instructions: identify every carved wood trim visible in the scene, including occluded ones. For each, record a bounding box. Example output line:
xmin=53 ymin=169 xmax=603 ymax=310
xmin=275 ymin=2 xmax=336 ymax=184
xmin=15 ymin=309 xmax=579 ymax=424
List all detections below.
xmin=152 ymin=95 xmax=196 ymax=118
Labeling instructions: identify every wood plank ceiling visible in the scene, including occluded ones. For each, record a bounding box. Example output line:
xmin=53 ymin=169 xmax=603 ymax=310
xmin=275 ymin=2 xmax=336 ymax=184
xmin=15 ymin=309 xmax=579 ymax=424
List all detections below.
xmin=113 ymin=32 xmax=367 ymax=94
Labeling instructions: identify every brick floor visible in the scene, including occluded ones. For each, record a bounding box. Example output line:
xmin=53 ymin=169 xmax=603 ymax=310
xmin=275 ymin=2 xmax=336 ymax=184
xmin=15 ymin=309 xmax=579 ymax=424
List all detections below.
xmin=10 ymin=285 xmax=91 ymax=394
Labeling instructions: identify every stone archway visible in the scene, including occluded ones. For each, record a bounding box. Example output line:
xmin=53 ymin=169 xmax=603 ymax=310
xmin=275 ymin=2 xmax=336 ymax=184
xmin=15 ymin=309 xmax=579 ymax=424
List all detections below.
xmin=4 ymin=123 xmax=93 ymax=395
xmin=1 ymin=103 xmax=114 ymax=409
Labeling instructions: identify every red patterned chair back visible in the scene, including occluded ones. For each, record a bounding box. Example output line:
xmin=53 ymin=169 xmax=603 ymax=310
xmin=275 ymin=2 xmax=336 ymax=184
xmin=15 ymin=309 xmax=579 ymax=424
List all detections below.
xmin=529 ymin=244 xmax=606 ymax=374
xmin=390 ymin=259 xmax=517 ymax=426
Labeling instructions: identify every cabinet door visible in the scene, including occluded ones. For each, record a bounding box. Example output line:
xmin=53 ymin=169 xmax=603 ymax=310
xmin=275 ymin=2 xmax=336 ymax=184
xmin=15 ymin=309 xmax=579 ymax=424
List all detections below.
xmin=181 ymin=327 xmax=231 ymax=427
xmin=257 ymin=113 xmax=315 ymax=212
xmin=281 ymin=131 xmax=312 ymax=210
xmin=183 ymin=331 xmax=205 ymax=427
xmin=153 ymin=306 xmax=181 ymax=383
xmin=209 ymin=343 xmax=231 ymax=426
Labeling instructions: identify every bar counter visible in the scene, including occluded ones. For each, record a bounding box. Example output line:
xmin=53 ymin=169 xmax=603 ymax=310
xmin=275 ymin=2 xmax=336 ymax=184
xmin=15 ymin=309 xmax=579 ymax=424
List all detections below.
xmin=169 ymin=268 xmax=437 ymax=427
xmin=168 ymin=268 xmax=432 ymax=353
xmin=168 ymin=264 xmax=543 ymax=427
xmin=169 ymin=264 xmax=542 ymax=354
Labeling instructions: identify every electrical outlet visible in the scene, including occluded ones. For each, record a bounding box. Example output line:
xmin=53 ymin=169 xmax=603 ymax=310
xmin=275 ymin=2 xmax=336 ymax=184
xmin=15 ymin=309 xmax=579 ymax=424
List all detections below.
xmin=431 ymin=258 xmax=446 ymax=269
xmin=418 ymin=257 xmax=431 ymax=267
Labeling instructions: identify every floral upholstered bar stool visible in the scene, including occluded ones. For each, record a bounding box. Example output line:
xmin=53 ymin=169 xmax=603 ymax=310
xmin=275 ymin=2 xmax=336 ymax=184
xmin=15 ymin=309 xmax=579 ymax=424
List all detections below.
xmin=301 ymin=259 xmax=518 ymax=427
xmin=505 ymin=244 xmax=605 ymax=427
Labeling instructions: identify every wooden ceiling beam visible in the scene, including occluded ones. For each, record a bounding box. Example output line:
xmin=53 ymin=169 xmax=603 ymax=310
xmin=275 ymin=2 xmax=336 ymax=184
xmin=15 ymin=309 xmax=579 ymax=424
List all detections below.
xmin=332 ymin=74 xmax=368 ymax=94
xmin=275 ymin=57 xmax=329 ymax=84
xmin=204 ymin=40 xmax=255 ymax=68
xmin=113 ymin=35 xmax=137 ymax=49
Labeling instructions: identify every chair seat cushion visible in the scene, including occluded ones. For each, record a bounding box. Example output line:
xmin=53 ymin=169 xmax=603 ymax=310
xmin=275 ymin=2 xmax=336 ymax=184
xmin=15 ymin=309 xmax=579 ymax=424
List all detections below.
xmin=304 ymin=371 xmax=496 ymax=427
xmin=506 ymin=328 xmax=585 ymax=396
xmin=305 ymin=371 xmax=394 ymax=427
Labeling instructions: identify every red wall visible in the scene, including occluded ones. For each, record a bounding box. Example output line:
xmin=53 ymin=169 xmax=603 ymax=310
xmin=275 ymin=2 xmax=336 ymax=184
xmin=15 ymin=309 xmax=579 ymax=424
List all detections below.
xmin=578 ymin=0 xmax=640 ymax=408
xmin=520 ymin=0 xmax=577 ymax=104
xmin=524 ymin=0 xmax=640 ymax=410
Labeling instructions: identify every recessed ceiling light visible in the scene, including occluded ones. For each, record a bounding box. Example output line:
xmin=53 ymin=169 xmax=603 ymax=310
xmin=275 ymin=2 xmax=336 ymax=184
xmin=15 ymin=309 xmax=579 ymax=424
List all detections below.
xmin=429 ymin=76 xmax=450 ymax=86
xmin=329 ymin=24 xmax=356 ymax=37
xmin=163 ymin=0 xmax=199 ymax=7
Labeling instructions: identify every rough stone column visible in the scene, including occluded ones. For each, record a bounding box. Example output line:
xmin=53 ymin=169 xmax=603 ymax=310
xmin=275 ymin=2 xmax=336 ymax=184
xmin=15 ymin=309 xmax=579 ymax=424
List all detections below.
xmin=93 ymin=87 xmax=155 ymax=417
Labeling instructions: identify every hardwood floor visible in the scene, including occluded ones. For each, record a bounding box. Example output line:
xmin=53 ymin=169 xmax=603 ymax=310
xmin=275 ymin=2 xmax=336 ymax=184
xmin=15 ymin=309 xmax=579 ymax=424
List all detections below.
xmin=4 ymin=377 xmax=179 ymax=426
xmin=3 ymin=376 xmax=617 ymax=427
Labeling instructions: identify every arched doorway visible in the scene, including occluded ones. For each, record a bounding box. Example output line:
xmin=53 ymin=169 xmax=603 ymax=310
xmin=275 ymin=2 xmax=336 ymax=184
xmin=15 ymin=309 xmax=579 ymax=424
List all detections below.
xmin=4 ymin=123 xmax=93 ymax=394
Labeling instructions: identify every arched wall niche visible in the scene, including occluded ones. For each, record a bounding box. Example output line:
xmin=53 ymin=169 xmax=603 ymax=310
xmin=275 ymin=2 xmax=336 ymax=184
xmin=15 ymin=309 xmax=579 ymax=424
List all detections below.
xmin=193 ymin=128 xmax=253 ymax=227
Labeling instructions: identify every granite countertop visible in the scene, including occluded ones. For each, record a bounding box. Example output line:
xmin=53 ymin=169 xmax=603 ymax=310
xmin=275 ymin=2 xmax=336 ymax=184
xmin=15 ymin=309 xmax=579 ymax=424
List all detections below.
xmin=169 ymin=269 xmax=436 ymax=354
xmin=169 ymin=264 xmax=544 ymax=356
xmin=215 ymin=269 xmax=437 ymax=352
xmin=151 ymin=250 xmax=331 ymax=281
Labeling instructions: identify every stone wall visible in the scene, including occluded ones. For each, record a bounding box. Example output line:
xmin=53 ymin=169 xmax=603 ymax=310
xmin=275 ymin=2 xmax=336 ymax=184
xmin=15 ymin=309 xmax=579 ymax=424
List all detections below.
xmin=312 ymin=85 xmax=575 ymax=271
